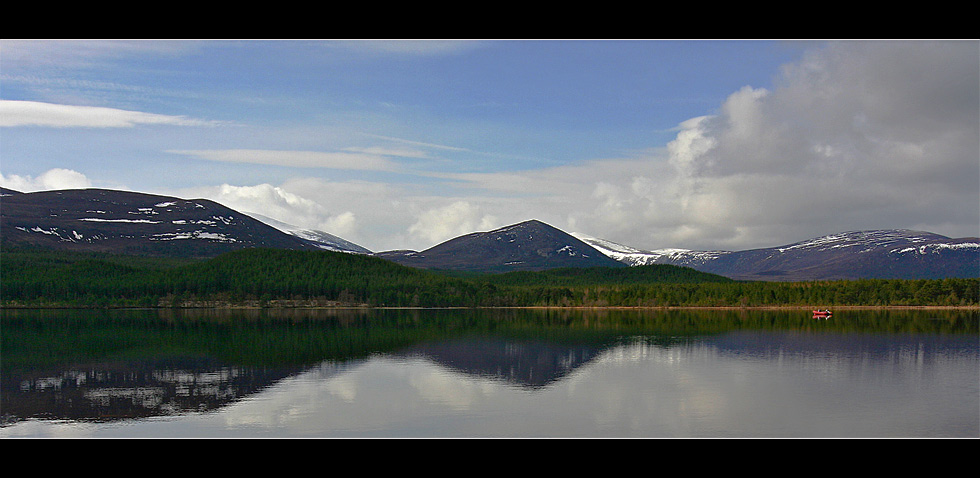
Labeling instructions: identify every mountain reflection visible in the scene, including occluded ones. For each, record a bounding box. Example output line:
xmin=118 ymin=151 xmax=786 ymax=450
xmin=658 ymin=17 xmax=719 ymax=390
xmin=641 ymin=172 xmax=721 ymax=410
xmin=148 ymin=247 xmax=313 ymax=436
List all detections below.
xmin=393 ymin=338 xmax=607 ymax=389
xmin=5 ymin=358 xmax=307 ymax=423
xmin=3 ymin=340 xmax=610 ymax=424
xmin=2 ymin=307 xmax=976 ymax=427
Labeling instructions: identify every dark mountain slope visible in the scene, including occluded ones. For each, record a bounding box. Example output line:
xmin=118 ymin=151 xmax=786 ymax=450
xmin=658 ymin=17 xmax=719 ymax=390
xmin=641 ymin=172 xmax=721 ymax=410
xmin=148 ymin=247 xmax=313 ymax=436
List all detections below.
xmin=0 ymin=188 xmax=318 ymax=257
xmin=375 ymin=219 xmax=626 ymax=273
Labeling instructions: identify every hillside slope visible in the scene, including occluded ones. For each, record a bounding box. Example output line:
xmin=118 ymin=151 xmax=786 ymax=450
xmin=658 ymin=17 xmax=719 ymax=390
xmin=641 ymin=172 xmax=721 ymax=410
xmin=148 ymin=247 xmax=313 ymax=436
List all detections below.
xmin=376 ymin=220 xmax=626 ymax=273
xmin=0 ymin=188 xmax=318 ymax=257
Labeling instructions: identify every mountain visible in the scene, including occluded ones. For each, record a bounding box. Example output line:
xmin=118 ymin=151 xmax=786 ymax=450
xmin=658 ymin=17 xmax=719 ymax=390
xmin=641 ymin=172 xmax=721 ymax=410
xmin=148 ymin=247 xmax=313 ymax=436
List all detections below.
xmin=6 ymin=187 xmax=975 ymax=280
xmin=246 ymin=212 xmax=372 ymax=254
xmin=571 ymin=233 xmax=728 ymax=267
xmin=575 ymin=230 xmax=980 ymax=281
xmin=0 ymin=188 xmax=320 ymax=257
xmin=375 ymin=219 xmax=626 ymax=273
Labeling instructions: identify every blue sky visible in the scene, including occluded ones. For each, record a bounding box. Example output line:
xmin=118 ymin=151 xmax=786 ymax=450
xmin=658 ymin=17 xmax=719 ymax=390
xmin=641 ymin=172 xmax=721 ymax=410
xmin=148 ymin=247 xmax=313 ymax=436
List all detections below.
xmin=2 ymin=40 xmax=977 ymax=252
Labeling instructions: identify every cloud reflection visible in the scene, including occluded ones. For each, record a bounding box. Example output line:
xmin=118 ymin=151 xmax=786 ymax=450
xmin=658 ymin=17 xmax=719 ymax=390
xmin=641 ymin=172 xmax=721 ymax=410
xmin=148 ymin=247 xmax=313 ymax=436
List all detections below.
xmin=3 ymin=332 xmax=976 ymax=438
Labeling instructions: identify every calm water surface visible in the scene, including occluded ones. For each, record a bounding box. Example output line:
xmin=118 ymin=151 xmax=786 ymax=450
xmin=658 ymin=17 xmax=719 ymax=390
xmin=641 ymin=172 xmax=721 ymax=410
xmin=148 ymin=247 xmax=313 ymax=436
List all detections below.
xmin=2 ymin=307 xmax=977 ymax=438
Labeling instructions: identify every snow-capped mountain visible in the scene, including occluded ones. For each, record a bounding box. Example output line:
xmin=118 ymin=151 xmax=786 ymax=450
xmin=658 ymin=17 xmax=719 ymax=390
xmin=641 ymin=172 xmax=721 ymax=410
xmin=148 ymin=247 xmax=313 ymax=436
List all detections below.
xmin=0 ymin=188 xmax=319 ymax=257
xmin=245 ymin=212 xmax=372 ymax=254
xmin=375 ymin=219 xmax=625 ymax=273
xmin=4 ymin=187 xmax=975 ymax=280
xmin=571 ymin=233 xmax=730 ymax=267
xmin=576 ymin=230 xmax=980 ymax=281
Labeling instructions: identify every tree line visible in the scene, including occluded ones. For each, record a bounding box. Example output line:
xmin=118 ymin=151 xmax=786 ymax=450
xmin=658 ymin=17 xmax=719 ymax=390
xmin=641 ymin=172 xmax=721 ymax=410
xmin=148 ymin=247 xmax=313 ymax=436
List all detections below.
xmin=1 ymin=247 xmax=977 ymax=308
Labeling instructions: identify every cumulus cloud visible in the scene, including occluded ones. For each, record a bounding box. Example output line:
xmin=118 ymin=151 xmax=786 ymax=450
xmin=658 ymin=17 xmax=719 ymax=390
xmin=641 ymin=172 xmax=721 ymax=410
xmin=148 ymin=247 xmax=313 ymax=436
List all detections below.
xmin=0 ymin=100 xmax=220 ymax=128
xmin=175 ymin=183 xmax=335 ymax=231
xmin=176 ymin=179 xmax=507 ymax=252
xmin=408 ymin=201 xmax=499 ymax=246
xmin=320 ymin=211 xmax=357 ymax=237
xmin=636 ymin=41 xmax=980 ymax=249
xmin=0 ymin=168 xmax=92 ymax=191
xmin=216 ymin=183 xmax=322 ymax=215
xmin=428 ymin=41 xmax=979 ymax=251
xmin=171 ymin=181 xmax=385 ymax=248
xmin=270 ymin=178 xmax=413 ymax=251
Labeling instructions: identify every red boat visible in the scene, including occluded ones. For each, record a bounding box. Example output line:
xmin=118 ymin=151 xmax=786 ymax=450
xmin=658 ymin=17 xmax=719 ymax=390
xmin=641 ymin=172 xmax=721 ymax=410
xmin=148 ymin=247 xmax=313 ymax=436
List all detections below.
xmin=812 ymin=309 xmax=832 ymax=318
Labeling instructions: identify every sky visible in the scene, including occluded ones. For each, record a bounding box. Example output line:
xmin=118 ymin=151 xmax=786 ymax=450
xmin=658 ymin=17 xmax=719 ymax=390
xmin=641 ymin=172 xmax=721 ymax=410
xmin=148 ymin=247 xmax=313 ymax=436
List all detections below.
xmin=1 ymin=39 xmax=978 ymax=253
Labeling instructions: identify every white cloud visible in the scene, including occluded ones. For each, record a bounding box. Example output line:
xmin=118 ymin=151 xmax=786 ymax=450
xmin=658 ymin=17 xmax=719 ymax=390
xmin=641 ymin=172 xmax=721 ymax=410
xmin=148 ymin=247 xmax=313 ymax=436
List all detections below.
xmin=171 ymin=181 xmax=374 ymax=248
xmin=0 ymin=168 xmax=92 ymax=191
xmin=408 ymin=201 xmax=499 ymax=246
xmin=0 ymin=100 xmax=220 ymax=128
xmin=273 ymin=177 xmax=412 ymax=251
xmin=642 ymin=41 xmax=980 ymax=249
xmin=342 ymin=146 xmax=429 ymax=159
xmin=417 ymin=41 xmax=979 ymax=251
xmin=168 ymin=149 xmax=400 ymax=172
xmin=179 ymin=183 xmax=330 ymax=230
xmin=362 ymin=134 xmax=471 ymax=153
xmin=176 ymin=179 xmax=510 ymax=252
xmin=320 ymin=211 xmax=357 ymax=238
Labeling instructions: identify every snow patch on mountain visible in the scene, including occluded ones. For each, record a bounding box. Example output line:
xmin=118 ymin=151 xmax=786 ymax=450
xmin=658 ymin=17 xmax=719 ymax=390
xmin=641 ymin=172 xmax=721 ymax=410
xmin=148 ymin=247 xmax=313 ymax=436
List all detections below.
xmin=151 ymin=231 xmax=238 ymax=242
xmin=890 ymin=242 xmax=980 ymax=255
xmin=246 ymin=212 xmax=372 ymax=254
xmin=79 ymin=218 xmax=162 ymax=223
xmin=571 ymin=233 xmax=659 ymax=265
xmin=571 ymin=232 xmax=730 ymax=266
xmin=775 ymin=230 xmax=937 ymax=253
xmin=19 ymin=225 xmax=95 ymax=243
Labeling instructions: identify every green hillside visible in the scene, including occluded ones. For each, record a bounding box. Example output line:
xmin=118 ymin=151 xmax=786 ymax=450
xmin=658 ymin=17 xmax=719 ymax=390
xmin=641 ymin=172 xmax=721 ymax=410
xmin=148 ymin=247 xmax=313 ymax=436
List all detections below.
xmin=476 ymin=264 xmax=733 ymax=287
xmin=1 ymin=247 xmax=977 ymax=308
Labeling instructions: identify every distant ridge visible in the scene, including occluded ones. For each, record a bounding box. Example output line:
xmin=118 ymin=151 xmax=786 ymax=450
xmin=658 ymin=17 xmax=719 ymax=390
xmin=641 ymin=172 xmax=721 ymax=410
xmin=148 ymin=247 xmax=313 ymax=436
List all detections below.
xmin=576 ymin=230 xmax=980 ymax=281
xmin=375 ymin=219 xmax=626 ymax=273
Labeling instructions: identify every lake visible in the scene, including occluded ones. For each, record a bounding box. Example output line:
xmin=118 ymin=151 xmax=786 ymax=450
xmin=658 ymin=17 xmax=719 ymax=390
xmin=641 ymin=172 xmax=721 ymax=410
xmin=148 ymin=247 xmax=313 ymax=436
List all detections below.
xmin=1 ymin=307 xmax=977 ymax=438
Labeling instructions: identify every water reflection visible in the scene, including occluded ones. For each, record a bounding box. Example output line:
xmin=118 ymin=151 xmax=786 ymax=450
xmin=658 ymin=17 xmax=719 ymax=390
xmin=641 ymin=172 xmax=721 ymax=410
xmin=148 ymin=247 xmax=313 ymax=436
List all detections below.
xmin=392 ymin=338 xmax=607 ymax=389
xmin=1 ymin=307 xmax=977 ymax=437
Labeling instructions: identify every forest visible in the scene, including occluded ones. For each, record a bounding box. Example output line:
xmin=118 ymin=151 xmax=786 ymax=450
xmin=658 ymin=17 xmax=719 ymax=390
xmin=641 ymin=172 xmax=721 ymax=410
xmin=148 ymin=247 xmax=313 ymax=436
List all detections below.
xmin=1 ymin=246 xmax=977 ymax=309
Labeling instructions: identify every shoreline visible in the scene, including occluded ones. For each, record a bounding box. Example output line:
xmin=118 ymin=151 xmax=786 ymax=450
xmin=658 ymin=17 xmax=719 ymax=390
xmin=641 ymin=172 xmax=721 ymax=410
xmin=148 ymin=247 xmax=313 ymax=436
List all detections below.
xmin=2 ymin=304 xmax=978 ymax=311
